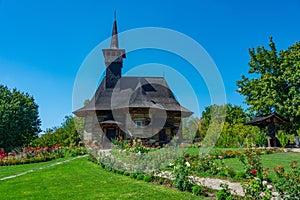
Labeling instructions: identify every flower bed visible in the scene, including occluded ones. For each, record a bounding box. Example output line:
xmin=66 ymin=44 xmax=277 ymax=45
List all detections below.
xmin=89 ymin=145 xmax=299 ymax=199
xmin=0 ymin=145 xmax=87 ymax=166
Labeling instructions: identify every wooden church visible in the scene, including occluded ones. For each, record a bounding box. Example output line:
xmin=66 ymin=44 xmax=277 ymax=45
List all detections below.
xmin=73 ymin=18 xmax=193 ymax=148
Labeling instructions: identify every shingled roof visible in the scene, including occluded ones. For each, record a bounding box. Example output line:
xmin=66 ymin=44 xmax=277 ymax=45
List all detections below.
xmin=73 ymin=76 xmax=193 ymax=117
xmin=245 ymin=112 xmax=289 ymax=127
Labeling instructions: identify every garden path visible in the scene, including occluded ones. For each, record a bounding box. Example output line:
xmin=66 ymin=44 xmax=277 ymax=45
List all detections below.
xmin=156 ymin=171 xmax=244 ymax=196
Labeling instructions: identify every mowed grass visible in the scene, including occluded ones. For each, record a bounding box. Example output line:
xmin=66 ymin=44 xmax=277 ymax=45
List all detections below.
xmin=0 ymin=157 xmax=205 ymax=200
xmin=0 ymin=157 xmax=71 ymax=179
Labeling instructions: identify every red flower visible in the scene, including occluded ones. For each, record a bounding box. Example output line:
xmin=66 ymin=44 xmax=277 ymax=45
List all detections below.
xmin=293 ymin=160 xmax=297 ymax=165
xmin=275 ymin=170 xmax=279 ymax=173
xmin=251 ymin=169 xmax=257 ymax=175
xmin=185 ymin=157 xmax=189 ymax=161
xmin=277 ymin=166 xmax=282 ymax=169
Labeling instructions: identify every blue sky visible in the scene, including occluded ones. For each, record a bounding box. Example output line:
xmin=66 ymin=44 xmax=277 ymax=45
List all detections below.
xmin=0 ymin=0 xmax=299 ymax=131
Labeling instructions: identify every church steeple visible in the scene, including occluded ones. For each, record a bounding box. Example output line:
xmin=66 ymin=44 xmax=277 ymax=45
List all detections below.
xmin=102 ymin=15 xmax=126 ymax=89
xmin=110 ymin=19 xmax=119 ymax=49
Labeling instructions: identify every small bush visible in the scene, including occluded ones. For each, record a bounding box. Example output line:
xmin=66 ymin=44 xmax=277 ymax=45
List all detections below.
xmin=225 ymin=166 xmax=236 ymax=178
xmin=233 ymin=171 xmax=246 ymax=181
xmin=157 ymin=176 xmax=166 ymax=185
xmin=192 ymin=185 xmax=203 ymax=196
xmin=123 ymin=171 xmax=130 ymax=176
xmin=136 ymin=174 xmax=145 ymax=180
xmin=216 ymin=183 xmax=234 ymax=200
xmin=144 ymin=175 xmax=154 ymax=182
xmin=130 ymin=173 xmax=137 ymax=179
xmin=277 ymin=130 xmax=289 ymax=148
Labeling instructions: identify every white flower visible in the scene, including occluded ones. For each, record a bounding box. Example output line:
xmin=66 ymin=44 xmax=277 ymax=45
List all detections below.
xmin=185 ymin=162 xmax=191 ymax=167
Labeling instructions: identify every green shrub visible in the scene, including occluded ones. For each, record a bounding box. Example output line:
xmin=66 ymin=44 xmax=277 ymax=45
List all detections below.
xmin=274 ymin=161 xmax=300 ymax=199
xmin=277 ymin=130 xmax=289 ymax=148
xmin=123 ymin=171 xmax=130 ymax=176
xmin=144 ymin=175 xmax=154 ymax=182
xmin=216 ymin=183 xmax=234 ymax=200
xmin=130 ymin=173 xmax=137 ymax=179
xmin=30 ymin=116 xmax=81 ymax=148
xmin=173 ymin=156 xmax=193 ymax=192
xmin=192 ymin=185 xmax=203 ymax=196
xmin=136 ymin=174 xmax=145 ymax=180
xmin=157 ymin=176 xmax=165 ymax=185
xmin=225 ymin=166 xmax=236 ymax=178
xmin=233 ymin=171 xmax=246 ymax=181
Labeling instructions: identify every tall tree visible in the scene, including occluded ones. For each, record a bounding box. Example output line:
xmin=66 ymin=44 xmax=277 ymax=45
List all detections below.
xmin=237 ymin=38 xmax=300 ymax=132
xmin=30 ymin=115 xmax=81 ymax=148
xmin=0 ymin=85 xmax=41 ymax=150
xmin=200 ymin=104 xmax=247 ymax=126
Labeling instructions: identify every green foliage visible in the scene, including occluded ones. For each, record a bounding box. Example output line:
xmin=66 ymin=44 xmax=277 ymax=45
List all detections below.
xmin=239 ymin=150 xmax=274 ymax=199
xmin=130 ymin=173 xmax=137 ymax=179
xmin=242 ymin=177 xmax=273 ymax=200
xmin=233 ymin=171 xmax=246 ymax=181
xmin=238 ymin=150 xmax=263 ymax=178
xmin=201 ymin=104 xmax=247 ymax=127
xmin=173 ymin=156 xmax=194 ymax=192
xmin=196 ymin=104 xmax=250 ymax=148
xmin=0 ymin=85 xmax=41 ymax=151
xmin=143 ymin=174 xmax=154 ymax=182
xmin=123 ymin=171 xmax=130 ymax=176
xmin=216 ymin=122 xmax=249 ymax=147
xmin=30 ymin=116 xmax=81 ymax=147
xmin=182 ymin=117 xmax=202 ymax=142
xmin=136 ymin=173 xmax=145 ymax=180
xmin=191 ymin=185 xmax=204 ymax=196
xmin=237 ymin=37 xmax=300 ymax=131
xmin=112 ymin=139 xmax=131 ymax=150
xmin=273 ymin=161 xmax=300 ymax=199
xmin=253 ymin=129 xmax=267 ymax=147
xmin=277 ymin=130 xmax=289 ymax=148
xmin=216 ymin=183 xmax=234 ymax=200
xmin=196 ymin=153 xmax=218 ymax=175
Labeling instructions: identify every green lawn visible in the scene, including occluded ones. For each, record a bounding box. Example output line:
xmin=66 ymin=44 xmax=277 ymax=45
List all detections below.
xmin=0 ymin=157 xmax=71 ymax=179
xmin=0 ymin=157 xmax=204 ymax=200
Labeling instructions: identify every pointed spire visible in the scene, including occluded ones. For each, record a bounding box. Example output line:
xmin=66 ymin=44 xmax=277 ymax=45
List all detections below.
xmin=110 ymin=10 xmax=119 ymax=49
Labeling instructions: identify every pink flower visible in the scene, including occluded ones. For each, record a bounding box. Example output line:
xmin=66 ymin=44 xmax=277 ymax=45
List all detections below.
xmin=185 ymin=157 xmax=188 ymax=161
xmin=260 ymin=192 xmax=265 ymax=197
xmin=218 ymin=155 xmax=224 ymax=159
xmin=262 ymin=180 xmax=267 ymax=185
xmin=267 ymin=185 xmax=273 ymax=189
